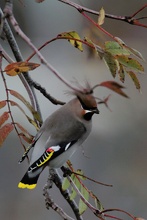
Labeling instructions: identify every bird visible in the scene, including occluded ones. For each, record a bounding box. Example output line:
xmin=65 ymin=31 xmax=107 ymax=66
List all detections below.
xmin=18 ymin=85 xmax=99 ymax=189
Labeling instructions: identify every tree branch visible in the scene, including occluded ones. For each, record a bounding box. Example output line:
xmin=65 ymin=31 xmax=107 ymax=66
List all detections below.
xmin=43 ymin=173 xmax=75 ymax=220
xmin=58 ymin=0 xmax=147 ymax=28
xmin=0 ymin=7 xmax=42 ymax=126
xmin=50 ymin=169 xmax=83 ymax=220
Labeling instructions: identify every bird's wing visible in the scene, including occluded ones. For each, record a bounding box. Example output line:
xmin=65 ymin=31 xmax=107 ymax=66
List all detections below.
xmin=28 ymin=140 xmax=77 ymax=172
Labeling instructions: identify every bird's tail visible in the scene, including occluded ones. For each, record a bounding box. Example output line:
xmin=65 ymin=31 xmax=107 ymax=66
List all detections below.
xmin=18 ymin=171 xmax=40 ymax=190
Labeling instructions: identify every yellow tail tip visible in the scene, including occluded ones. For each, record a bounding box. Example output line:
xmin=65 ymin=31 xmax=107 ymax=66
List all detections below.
xmin=18 ymin=182 xmax=36 ymax=189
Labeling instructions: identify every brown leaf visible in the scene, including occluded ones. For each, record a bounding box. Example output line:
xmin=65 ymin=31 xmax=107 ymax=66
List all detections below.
xmin=0 ymin=123 xmax=14 ymax=146
xmin=4 ymin=61 xmax=40 ymax=76
xmin=9 ymin=89 xmax=42 ymax=123
xmin=0 ymin=112 xmax=9 ymax=127
xmin=99 ymin=81 xmax=129 ymax=98
xmin=9 ymin=100 xmax=39 ymax=130
xmin=19 ymin=133 xmax=33 ymax=144
xmin=15 ymin=122 xmax=33 ymax=139
xmin=0 ymin=100 xmax=7 ymax=109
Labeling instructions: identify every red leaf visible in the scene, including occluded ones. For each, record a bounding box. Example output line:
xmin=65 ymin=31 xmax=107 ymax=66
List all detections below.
xmin=99 ymin=81 xmax=129 ymax=98
xmin=0 ymin=112 xmax=9 ymax=127
xmin=0 ymin=123 xmax=14 ymax=146
xmin=0 ymin=100 xmax=7 ymax=109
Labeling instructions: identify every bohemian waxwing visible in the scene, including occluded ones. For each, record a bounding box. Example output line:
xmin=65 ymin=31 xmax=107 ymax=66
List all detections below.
xmin=18 ymin=86 xmax=99 ymax=189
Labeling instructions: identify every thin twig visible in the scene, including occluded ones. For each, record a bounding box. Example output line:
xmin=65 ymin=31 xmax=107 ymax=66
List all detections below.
xmin=58 ymin=0 xmax=147 ymax=28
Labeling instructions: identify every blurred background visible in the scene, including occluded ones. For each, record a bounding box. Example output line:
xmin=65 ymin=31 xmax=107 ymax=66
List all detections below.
xmin=0 ymin=0 xmax=147 ymax=219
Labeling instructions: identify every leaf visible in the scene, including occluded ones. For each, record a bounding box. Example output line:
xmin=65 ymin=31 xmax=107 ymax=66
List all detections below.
xmin=0 ymin=100 xmax=7 ymax=109
xmin=94 ymin=196 xmax=104 ymax=211
xmin=118 ymin=64 xmax=125 ymax=83
xmin=62 ymin=177 xmax=70 ymax=191
xmin=98 ymin=7 xmax=105 ymax=25
xmin=15 ymin=122 xmax=33 ymax=139
xmin=75 ymin=169 xmax=86 ymax=181
xmin=115 ymin=37 xmax=145 ymax=61
xmin=105 ymin=41 xmax=130 ymax=56
xmin=70 ymin=187 xmax=77 ymax=200
xmin=103 ymin=52 xmax=119 ymax=77
xmin=58 ymin=31 xmax=83 ymax=51
xmin=79 ymin=186 xmax=89 ymax=215
xmin=4 ymin=61 xmax=40 ymax=76
xmin=19 ymin=133 xmax=33 ymax=144
xmin=9 ymin=89 xmax=42 ymax=123
xmin=127 ymin=71 xmax=140 ymax=90
xmin=0 ymin=112 xmax=9 ymax=127
xmin=0 ymin=123 xmax=14 ymax=146
xmin=99 ymin=81 xmax=129 ymax=98
xmin=116 ymin=55 xmax=144 ymax=72
xmin=9 ymin=100 xmax=39 ymax=130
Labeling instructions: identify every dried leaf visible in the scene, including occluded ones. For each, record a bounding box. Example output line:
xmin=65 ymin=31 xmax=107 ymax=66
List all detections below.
xmin=0 ymin=123 xmax=14 ymax=146
xmin=58 ymin=31 xmax=83 ymax=51
xmin=103 ymin=52 xmax=119 ymax=77
xmin=79 ymin=185 xmax=89 ymax=215
xmin=127 ymin=71 xmax=140 ymax=90
xmin=98 ymin=7 xmax=105 ymax=25
xmin=116 ymin=55 xmax=144 ymax=72
xmin=19 ymin=133 xmax=33 ymax=144
xmin=0 ymin=112 xmax=9 ymax=127
xmin=118 ymin=64 xmax=125 ymax=83
xmin=0 ymin=100 xmax=7 ymax=109
xmin=9 ymin=100 xmax=39 ymax=130
xmin=99 ymin=81 xmax=129 ymax=98
xmin=4 ymin=61 xmax=40 ymax=76
xmin=15 ymin=122 xmax=33 ymax=139
xmin=9 ymin=89 xmax=42 ymax=123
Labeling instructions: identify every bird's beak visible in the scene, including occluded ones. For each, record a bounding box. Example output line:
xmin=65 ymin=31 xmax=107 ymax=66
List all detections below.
xmin=92 ymin=107 xmax=99 ymax=114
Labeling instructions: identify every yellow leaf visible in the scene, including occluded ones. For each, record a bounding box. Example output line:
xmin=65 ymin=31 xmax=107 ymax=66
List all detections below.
xmin=4 ymin=62 xmax=40 ymax=76
xmin=127 ymin=71 xmax=140 ymax=90
xmin=58 ymin=31 xmax=83 ymax=51
xmin=98 ymin=7 xmax=105 ymax=25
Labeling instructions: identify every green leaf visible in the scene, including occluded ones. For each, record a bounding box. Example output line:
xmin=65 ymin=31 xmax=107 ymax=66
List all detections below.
xmin=127 ymin=71 xmax=140 ymax=90
xmin=58 ymin=31 xmax=83 ymax=51
xmin=94 ymin=197 xmax=104 ymax=211
xmin=70 ymin=187 xmax=77 ymax=200
xmin=62 ymin=177 xmax=70 ymax=191
xmin=105 ymin=41 xmax=131 ymax=56
xmin=79 ymin=186 xmax=89 ymax=215
xmin=103 ymin=52 xmax=119 ymax=77
xmin=116 ymin=55 xmax=144 ymax=72
xmin=115 ymin=37 xmax=145 ymax=61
